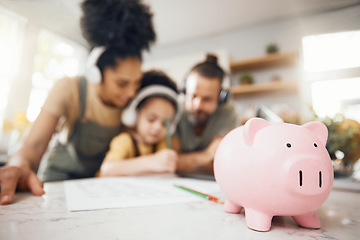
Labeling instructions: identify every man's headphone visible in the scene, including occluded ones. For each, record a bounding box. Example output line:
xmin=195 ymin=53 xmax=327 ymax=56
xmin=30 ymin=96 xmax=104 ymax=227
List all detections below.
xmin=181 ymin=80 xmax=230 ymax=105
xmin=85 ymin=46 xmax=106 ymax=84
xmin=122 ymin=85 xmax=183 ymax=134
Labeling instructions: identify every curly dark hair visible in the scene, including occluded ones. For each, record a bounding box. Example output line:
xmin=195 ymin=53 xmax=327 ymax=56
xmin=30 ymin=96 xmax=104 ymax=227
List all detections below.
xmin=80 ymin=0 xmax=156 ymax=57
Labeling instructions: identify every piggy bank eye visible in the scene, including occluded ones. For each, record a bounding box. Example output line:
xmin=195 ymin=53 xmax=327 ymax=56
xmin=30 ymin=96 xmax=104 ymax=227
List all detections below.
xmin=314 ymin=143 xmax=318 ymax=148
xmin=286 ymin=143 xmax=292 ymax=148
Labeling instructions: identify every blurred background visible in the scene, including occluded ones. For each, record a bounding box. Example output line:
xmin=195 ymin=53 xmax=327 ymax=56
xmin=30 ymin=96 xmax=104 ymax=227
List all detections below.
xmin=1 ymin=0 xmax=360 ymax=176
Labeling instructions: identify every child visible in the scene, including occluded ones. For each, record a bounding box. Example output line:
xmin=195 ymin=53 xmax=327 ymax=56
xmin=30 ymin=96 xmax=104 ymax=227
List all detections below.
xmin=98 ymin=70 xmax=182 ymax=176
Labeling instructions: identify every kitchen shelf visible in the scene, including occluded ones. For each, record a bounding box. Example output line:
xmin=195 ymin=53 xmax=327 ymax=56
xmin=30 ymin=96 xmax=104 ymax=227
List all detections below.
xmin=230 ymin=81 xmax=298 ymax=96
xmin=230 ymin=51 xmax=298 ymax=72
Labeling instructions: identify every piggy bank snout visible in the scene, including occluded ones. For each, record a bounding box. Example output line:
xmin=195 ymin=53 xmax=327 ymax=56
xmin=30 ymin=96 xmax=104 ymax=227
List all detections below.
xmin=286 ymin=158 xmax=333 ymax=196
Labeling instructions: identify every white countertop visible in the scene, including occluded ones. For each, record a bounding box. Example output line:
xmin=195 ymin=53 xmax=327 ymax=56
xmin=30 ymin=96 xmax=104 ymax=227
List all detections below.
xmin=0 ymin=177 xmax=359 ymax=240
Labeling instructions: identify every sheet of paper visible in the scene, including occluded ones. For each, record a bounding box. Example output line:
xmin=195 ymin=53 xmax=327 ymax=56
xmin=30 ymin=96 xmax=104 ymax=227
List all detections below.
xmin=63 ymin=176 xmax=221 ymax=211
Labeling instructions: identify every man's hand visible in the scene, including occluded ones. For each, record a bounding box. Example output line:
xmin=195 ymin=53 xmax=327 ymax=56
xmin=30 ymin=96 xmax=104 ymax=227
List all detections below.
xmin=0 ymin=166 xmax=44 ymax=205
xmin=176 ymin=136 xmax=223 ymax=173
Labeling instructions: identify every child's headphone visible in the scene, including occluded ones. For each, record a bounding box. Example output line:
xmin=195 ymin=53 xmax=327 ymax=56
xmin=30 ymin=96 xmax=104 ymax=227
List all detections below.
xmin=85 ymin=46 xmax=106 ymax=84
xmin=181 ymin=81 xmax=230 ymax=105
xmin=122 ymin=85 xmax=183 ymax=134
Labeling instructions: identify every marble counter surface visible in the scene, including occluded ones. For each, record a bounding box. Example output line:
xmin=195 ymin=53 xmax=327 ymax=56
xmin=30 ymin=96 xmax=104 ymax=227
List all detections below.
xmin=1 ymin=178 xmax=359 ymax=240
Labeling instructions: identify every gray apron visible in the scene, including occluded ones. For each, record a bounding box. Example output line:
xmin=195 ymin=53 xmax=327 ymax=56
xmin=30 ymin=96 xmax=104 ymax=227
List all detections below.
xmin=39 ymin=77 xmax=122 ymax=182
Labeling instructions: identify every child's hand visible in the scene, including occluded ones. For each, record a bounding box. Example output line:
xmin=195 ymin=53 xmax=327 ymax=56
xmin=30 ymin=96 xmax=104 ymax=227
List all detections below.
xmin=150 ymin=149 xmax=178 ymax=173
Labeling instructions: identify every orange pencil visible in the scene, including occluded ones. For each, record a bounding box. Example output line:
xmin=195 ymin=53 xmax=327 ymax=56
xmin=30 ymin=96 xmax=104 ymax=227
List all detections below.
xmin=174 ymin=185 xmax=223 ymax=204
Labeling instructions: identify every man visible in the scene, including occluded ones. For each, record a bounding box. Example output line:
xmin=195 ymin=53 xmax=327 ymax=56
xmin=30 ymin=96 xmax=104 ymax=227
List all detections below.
xmin=173 ymin=54 xmax=238 ymax=175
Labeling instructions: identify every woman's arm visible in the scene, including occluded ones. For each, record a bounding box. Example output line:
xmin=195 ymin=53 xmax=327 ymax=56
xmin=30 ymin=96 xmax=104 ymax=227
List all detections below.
xmin=0 ymin=110 xmax=59 ymax=204
xmin=10 ymin=110 xmax=59 ymax=169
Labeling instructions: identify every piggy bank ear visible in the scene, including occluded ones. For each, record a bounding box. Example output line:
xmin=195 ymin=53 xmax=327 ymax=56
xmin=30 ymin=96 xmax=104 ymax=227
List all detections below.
xmin=243 ymin=118 xmax=270 ymax=145
xmin=302 ymin=121 xmax=328 ymax=146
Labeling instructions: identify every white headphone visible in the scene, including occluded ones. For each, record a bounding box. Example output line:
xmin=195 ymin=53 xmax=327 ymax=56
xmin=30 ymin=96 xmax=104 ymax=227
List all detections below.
xmin=85 ymin=46 xmax=106 ymax=84
xmin=121 ymin=85 xmax=183 ymax=134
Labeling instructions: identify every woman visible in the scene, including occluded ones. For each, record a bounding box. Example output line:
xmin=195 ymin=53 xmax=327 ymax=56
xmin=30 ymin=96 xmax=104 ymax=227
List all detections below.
xmin=0 ymin=0 xmax=156 ymax=204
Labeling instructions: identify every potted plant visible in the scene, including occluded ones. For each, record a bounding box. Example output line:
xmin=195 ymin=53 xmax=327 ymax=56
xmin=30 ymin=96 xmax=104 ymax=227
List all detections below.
xmin=315 ymin=114 xmax=360 ymax=176
xmin=266 ymin=43 xmax=279 ymax=54
xmin=239 ymin=72 xmax=254 ymax=85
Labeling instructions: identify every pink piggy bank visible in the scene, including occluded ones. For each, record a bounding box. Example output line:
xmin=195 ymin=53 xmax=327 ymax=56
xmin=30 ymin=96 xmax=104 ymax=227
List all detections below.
xmin=214 ymin=118 xmax=333 ymax=231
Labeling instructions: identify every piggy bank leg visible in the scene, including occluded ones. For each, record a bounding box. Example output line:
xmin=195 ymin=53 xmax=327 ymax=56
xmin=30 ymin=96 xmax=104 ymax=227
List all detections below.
xmin=245 ymin=208 xmax=272 ymax=232
xmin=292 ymin=211 xmax=321 ymax=229
xmin=224 ymin=199 xmax=243 ymax=213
